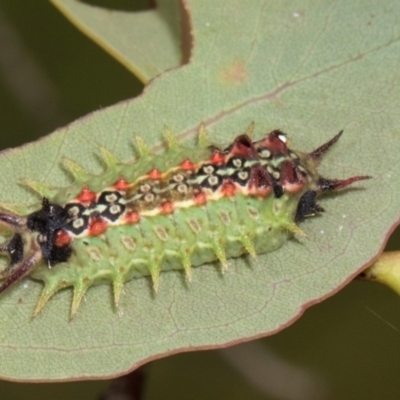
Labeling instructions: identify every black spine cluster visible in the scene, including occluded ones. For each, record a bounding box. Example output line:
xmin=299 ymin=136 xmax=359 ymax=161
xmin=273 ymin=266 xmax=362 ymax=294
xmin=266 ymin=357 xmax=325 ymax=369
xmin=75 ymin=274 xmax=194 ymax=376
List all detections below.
xmin=295 ymin=191 xmax=324 ymax=221
xmin=6 ymin=233 xmax=24 ymax=265
xmin=27 ymin=198 xmax=72 ymax=265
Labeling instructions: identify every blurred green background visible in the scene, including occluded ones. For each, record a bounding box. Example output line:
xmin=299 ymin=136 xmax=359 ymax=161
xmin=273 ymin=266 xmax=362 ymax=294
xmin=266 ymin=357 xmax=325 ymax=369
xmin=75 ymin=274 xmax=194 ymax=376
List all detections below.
xmin=0 ymin=2 xmax=400 ymax=399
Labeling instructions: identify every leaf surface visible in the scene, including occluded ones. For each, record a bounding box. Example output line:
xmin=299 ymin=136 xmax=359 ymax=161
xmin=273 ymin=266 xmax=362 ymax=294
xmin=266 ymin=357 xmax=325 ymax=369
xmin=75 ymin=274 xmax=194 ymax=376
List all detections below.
xmin=51 ymin=0 xmax=183 ymax=82
xmin=0 ymin=0 xmax=400 ymax=381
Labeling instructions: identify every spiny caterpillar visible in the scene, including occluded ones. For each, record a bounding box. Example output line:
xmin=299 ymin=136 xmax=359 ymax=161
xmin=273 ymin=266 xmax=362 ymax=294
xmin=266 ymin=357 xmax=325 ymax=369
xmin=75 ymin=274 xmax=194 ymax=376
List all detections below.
xmin=0 ymin=125 xmax=369 ymax=318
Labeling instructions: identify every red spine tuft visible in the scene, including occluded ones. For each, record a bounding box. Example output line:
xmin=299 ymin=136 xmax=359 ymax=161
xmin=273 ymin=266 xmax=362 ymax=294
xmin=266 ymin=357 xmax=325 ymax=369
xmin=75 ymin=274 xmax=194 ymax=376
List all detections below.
xmin=280 ymin=161 xmax=304 ymax=193
xmin=229 ymin=135 xmax=258 ymax=158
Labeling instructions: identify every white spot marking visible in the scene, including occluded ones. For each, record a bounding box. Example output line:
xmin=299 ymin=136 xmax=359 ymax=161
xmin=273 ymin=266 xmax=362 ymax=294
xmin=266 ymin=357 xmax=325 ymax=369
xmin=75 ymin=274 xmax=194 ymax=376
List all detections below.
xmin=73 ymin=218 xmax=85 ymax=229
xmin=68 ymin=206 xmax=80 ymax=217
xmin=140 ymin=183 xmax=151 ymax=193
xmin=105 ymin=193 xmax=118 ymax=203
xmin=177 ymin=183 xmax=188 ymax=193
xmin=260 ymin=149 xmax=271 ymax=158
xmin=144 ymin=193 xmax=155 ymax=202
xmin=208 ymin=176 xmax=219 ymax=186
xmin=173 ymin=174 xmax=184 ymax=182
xmin=110 ymin=205 xmax=121 ymax=214
xmin=232 ymin=158 xmax=242 ymax=168
xmin=238 ymin=171 xmax=249 ymax=180
xmin=204 ymin=165 xmax=215 ymax=175
xmin=278 ymin=134 xmax=287 ymax=143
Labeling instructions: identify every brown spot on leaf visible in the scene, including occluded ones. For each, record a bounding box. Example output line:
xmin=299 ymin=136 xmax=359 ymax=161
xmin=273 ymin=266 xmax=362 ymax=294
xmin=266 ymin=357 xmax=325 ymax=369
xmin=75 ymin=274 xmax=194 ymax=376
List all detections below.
xmin=221 ymin=61 xmax=248 ymax=84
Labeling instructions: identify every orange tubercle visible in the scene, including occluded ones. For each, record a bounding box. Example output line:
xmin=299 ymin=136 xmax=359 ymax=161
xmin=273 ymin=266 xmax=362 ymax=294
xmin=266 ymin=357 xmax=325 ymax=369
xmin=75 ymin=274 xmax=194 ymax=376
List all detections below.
xmin=180 ymin=158 xmax=195 ymax=170
xmin=148 ymin=168 xmax=162 ymax=180
xmin=194 ymin=191 xmax=207 ymax=205
xmin=160 ymin=202 xmax=174 ymax=214
xmin=89 ymin=217 xmax=108 ymax=236
xmin=54 ymin=230 xmax=71 ymax=248
xmin=210 ymin=150 xmax=225 ymax=165
xmin=77 ymin=186 xmax=96 ymax=204
xmin=114 ymin=177 xmax=129 ymax=190
xmin=221 ymin=180 xmax=236 ymax=196
xmin=125 ymin=210 xmax=141 ymax=224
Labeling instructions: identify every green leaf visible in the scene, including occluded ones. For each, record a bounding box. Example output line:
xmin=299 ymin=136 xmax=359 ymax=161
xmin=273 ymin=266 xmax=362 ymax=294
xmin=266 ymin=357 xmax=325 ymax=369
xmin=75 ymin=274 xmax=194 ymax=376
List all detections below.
xmin=51 ymin=0 xmax=183 ymax=82
xmin=1 ymin=0 xmax=400 ymax=381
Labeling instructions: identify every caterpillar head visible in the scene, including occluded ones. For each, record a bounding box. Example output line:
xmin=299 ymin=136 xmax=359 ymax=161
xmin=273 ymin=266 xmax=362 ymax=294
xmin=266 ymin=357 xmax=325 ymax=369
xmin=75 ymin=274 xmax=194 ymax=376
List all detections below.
xmin=0 ymin=198 xmax=72 ymax=293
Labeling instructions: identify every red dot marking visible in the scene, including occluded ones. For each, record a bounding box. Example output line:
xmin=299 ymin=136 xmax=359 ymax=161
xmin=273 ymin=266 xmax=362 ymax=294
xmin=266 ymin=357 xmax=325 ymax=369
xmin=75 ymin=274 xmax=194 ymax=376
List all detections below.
xmin=180 ymin=158 xmax=195 ymax=170
xmin=89 ymin=217 xmax=108 ymax=236
xmin=77 ymin=186 xmax=96 ymax=204
xmin=210 ymin=150 xmax=225 ymax=165
xmin=125 ymin=210 xmax=141 ymax=224
xmin=54 ymin=230 xmax=71 ymax=247
xmin=221 ymin=180 xmax=236 ymax=196
xmin=148 ymin=168 xmax=162 ymax=180
xmin=160 ymin=202 xmax=174 ymax=214
xmin=114 ymin=177 xmax=129 ymax=190
xmin=194 ymin=191 xmax=207 ymax=205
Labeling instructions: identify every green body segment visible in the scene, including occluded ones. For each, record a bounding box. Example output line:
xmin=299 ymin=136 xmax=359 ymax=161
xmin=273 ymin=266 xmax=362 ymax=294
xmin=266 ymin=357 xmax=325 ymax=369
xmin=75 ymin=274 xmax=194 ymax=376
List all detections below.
xmin=31 ymin=190 xmax=298 ymax=313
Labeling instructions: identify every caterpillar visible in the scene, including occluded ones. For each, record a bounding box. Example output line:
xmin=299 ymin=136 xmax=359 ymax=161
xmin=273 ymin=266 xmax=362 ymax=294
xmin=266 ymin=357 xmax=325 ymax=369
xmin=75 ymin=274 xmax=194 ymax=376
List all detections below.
xmin=0 ymin=124 xmax=369 ymax=318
